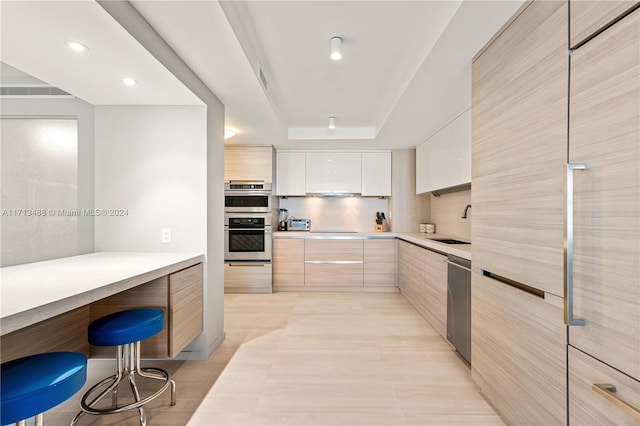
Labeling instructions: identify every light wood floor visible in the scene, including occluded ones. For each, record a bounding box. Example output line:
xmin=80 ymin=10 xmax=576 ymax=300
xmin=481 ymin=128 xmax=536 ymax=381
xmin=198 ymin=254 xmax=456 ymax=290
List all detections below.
xmin=47 ymin=292 xmax=503 ymax=426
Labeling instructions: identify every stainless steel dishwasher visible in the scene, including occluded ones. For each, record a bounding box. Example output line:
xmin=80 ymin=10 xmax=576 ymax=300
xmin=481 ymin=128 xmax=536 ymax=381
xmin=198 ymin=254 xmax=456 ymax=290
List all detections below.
xmin=446 ymin=255 xmax=472 ymax=364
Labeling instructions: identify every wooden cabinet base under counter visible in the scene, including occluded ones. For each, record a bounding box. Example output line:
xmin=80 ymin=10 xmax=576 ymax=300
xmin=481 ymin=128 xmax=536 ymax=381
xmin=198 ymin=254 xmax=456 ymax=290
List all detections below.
xmin=224 ymin=263 xmax=272 ymax=294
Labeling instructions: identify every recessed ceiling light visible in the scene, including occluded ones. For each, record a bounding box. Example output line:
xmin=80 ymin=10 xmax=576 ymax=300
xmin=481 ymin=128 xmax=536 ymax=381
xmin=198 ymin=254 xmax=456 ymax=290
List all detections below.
xmin=330 ymin=37 xmax=342 ymax=61
xmin=224 ymin=126 xmax=238 ymax=139
xmin=328 ymin=116 xmax=336 ymax=129
xmin=122 ymin=77 xmax=137 ymax=86
xmin=65 ymin=40 xmax=88 ymax=53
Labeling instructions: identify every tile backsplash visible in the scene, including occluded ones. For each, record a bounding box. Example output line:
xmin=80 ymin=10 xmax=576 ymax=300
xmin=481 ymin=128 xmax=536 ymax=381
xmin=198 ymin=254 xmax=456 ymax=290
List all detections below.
xmin=279 ymin=197 xmax=389 ymax=232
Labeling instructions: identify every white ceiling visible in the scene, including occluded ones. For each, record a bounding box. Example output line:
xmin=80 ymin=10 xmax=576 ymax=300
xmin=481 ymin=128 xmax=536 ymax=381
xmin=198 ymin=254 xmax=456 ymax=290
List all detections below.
xmin=0 ymin=0 xmax=525 ymax=149
xmin=0 ymin=0 xmax=201 ymax=106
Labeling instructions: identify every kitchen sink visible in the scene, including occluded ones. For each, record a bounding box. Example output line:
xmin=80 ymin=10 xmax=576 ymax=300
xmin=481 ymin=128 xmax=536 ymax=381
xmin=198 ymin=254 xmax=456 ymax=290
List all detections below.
xmin=429 ymin=238 xmax=471 ymax=245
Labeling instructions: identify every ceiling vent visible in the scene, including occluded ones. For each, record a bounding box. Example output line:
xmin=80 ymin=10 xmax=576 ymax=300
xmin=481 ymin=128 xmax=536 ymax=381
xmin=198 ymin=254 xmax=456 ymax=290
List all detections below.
xmin=0 ymin=86 xmax=73 ymax=98
xmin=258 ymin=67 xmax=268 ymax=91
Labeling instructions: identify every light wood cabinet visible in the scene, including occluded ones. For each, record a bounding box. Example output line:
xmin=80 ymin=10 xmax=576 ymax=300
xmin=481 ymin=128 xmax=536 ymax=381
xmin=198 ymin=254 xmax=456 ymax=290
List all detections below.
xmin=416 ymin=108 xmax=471 ymax=195
xmin=305 ymin=152 xmax=361 ymax=194
xmin=363 ymin=239 xmax=396 ymax=286
xmin=568 ymin=346 xmax=640 ymax=425
xmin=569 ymin=0 xmax=638 ymax=48
xmin=397 ymin=240 xmax=425 ymax=303
xmin=276 ymin=151 xmax=306 ymax=196
xmin=361 ymin=152 xmax=392 ymax=196
xmin=90 ymin=263 xmax=204 ymax=358
xmin=421 ymin=248 xmax=447 ymax=339
xmin=273 ymin=239 xmax=305 ymax=286
xmin=169 ymin=263 xmax=203 ymax=357
xmin=471 ymin=1 xmax=567 ymax=296
xmin=397 ymin=240 xmax=446 ymax=337
xmin=225 ymin=145 xmax=274 ymax=183
xmin=224 ymin=263 xmax=272 ymax=293
xmin=471 ymin=273 xmax=566 ymax=425
xmin=569 ymin=8 xmax=640 ymax=381
xmin=304 ymin=239 xmax=363 ymax=286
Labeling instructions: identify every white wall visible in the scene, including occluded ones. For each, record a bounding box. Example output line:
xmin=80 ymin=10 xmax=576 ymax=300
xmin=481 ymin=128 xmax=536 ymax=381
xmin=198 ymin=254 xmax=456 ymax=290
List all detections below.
xmin=94 ymin=106 xmax=207 ymax=253
xmin=279 ymin=197 xmax=388 ymax=233
xmin=98 ymin=1 xmax=226 ymax=360
xmin=0 ymin=97 xmax=96 ymax=263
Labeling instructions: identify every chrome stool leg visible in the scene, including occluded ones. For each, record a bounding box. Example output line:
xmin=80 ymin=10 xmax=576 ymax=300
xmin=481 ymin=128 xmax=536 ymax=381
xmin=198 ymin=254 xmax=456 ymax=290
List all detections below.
xmin=72 ymin=341 xmax=174 ymax=425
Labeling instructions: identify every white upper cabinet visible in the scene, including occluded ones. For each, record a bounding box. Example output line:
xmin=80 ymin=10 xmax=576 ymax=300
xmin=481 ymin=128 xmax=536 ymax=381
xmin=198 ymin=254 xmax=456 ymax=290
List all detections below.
xmin=361 ymin=152 xmax=392 ymax=196
xmin=275 ymin=152 xmax=306 ymax=196
xmin=416 ymin=108 xmax=471 ymax=194
xmin=305 ymin=152 xmax=361 ymax=194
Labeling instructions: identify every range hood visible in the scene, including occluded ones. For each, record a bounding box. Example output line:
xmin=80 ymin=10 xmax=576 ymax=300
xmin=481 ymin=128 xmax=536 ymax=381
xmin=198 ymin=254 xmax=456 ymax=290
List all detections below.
xmin=305 ymin=191 xmax=361 ymax=198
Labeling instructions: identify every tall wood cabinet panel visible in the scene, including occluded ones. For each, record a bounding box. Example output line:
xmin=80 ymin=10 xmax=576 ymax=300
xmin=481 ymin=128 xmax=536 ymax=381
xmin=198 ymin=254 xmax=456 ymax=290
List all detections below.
xmin=471 ymin=1 xmax=567 ymax=296
xmin=273 ymin=239 xmax=305 ymax=286
xmin=363 ymin=239 xmax=396 ymax=286
xmin=569 ymin=0 xmax=639 ymax=48
xmin=225 ymin=145 xmax=274 ymax=183
xmin=569 ymin=8 xmax=640 ymax=381
xmin=169 ymin=263 xmax=203 ymax=357
xmin=471 ymin=274 xmax=566 ymax=425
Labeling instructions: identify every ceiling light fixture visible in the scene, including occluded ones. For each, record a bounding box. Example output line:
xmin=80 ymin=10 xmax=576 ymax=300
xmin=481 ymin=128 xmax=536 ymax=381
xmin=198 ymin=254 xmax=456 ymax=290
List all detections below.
xmin=330 ymin=37 xmax=342 ymax=61
xmin=122 ymin=77 xmax=137 ymax=86
xmin=224 ymin=126 xmax=237 ymax=139
xmin=65 ymin=40 xmax=88 ymax=53
xmin=328 ymin=116 xmax=336 ymax=129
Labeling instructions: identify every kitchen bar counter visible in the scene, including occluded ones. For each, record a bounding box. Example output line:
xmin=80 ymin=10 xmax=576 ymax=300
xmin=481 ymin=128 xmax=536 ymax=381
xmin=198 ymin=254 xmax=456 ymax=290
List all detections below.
xmin=1 ymin=252 xmax=204 ymax=336
xmin=273 ymin=231 xmax=471 ymax=261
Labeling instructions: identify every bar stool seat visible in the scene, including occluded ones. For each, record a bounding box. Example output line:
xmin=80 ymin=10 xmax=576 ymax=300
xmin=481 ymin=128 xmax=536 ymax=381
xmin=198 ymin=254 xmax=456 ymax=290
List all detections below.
xmin=72 ymin=308 xmax=175 ymax=426
xmin=1 ymin=352 xmax=87 ymax=426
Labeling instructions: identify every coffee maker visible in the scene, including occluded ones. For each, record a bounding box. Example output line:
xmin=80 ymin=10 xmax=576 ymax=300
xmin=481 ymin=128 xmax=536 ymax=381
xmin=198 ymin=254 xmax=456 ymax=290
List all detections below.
xmin=278 ymin=208 xmax=289 ymax=231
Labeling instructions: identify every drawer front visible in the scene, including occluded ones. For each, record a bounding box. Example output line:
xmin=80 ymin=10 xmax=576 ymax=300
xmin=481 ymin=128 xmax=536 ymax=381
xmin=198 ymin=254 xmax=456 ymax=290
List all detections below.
xmin=224 ymin=263 xmax=272 ymax=292
xmin=274 ymin=239 xmax=305 ymax=286
xmin=305 ymin=263 xmax=363 ymax=286
xmin=364 ymin=239 xmax=396 ymax=286
xmin=305 ymin=239 xmax=363 ymax=261
xmin=569 ymin=346 xmax=640 ymax=425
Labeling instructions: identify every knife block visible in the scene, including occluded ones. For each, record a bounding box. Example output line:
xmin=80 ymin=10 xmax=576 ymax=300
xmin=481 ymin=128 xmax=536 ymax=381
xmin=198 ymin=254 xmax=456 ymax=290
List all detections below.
xmin=375 ymin=219 xmax=390 ymax=232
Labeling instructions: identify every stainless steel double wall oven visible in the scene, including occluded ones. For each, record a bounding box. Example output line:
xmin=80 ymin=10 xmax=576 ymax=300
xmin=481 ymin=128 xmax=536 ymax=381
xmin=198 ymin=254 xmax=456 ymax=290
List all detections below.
xmin=224 ymin=182 xmax=272 ymax=262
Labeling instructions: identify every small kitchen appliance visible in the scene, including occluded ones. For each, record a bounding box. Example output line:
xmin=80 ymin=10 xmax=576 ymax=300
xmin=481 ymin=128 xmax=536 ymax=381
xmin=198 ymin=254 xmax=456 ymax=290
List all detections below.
xmin=288 ymin=218 xmax=310 ymax=231
xmin=278 ymin=209 xmax=289 ymax=231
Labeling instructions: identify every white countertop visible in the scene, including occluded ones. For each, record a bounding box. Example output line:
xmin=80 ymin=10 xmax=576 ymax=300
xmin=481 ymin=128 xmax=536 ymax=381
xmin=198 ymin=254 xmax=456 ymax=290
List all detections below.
xmin=273 ymin=231 xmax=471 ymax=261
xmin=0 ymin=252 xmax=204 ymax=336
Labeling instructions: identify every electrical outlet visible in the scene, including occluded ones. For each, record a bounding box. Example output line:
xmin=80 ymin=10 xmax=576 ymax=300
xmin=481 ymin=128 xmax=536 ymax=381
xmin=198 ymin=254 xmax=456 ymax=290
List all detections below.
xmin=161 ymin=228 xmax=171 ymax=243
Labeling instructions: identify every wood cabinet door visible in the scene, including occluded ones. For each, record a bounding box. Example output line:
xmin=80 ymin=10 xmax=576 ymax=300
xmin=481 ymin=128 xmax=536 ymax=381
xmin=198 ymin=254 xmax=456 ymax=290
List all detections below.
xmin=273 ymin=239 xmax=305 ymax=286
xmin=397 ymin=241 xmax=425 ymax=304
xmin=471 ymin=1 xmax=568 ymax=296
xmin=471 ymin=273 xmax=567 ymax=425
xmin=569 ymin=9 xmax=640 ymax=381
xmin=421 ymin=249 xmax=447 ymax=339
xmin=363 ymin=239 xmax=396 ymax=286
xmin=169 ymin=263 xmax=203 ymax=357
xmin=570 ymin=0 xmax=638 ymax=48
xmin=225 ymin=145 xmax=273 ymax=183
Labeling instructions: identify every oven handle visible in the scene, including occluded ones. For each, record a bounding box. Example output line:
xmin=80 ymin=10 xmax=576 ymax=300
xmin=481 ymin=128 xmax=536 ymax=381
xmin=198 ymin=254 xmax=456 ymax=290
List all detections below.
xmin=225 ymin=227 xmax=271 ymax=231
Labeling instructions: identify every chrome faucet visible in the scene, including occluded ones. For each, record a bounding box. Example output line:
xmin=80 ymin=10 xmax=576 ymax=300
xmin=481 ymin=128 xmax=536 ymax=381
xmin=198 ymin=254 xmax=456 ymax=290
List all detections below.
xmin=461 ymin=204 xmax=472 ymax=219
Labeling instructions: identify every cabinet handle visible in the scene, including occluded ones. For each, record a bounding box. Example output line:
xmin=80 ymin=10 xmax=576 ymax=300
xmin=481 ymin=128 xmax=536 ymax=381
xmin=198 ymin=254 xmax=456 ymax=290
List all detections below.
xmin=304 ymin=260 xmax=363 ymax=265
xmin=592 ymin=384 xmax=640 ymax=420
xmin=565 ymin=163 xmax=586 ymax=326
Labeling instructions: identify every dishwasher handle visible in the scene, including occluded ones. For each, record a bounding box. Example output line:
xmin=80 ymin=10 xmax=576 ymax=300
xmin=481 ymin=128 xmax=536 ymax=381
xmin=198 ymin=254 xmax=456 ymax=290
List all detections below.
xmin=442 ymin=259 xmax=472 ymax=273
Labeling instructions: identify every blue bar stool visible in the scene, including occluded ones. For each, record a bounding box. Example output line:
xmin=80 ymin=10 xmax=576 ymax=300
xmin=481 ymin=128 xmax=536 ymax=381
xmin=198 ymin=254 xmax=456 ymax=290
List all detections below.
xmin=71 ymin=308 xmax=176 ymax=426
xmin=1 ymin=352 xmax=87 ymax=426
